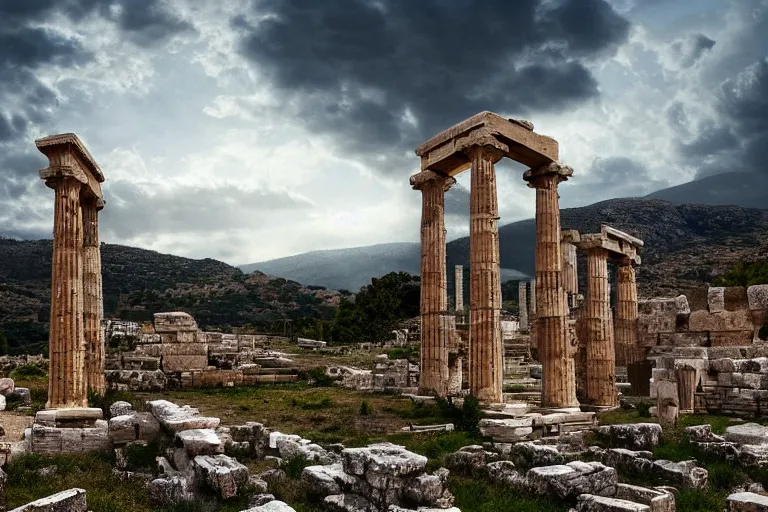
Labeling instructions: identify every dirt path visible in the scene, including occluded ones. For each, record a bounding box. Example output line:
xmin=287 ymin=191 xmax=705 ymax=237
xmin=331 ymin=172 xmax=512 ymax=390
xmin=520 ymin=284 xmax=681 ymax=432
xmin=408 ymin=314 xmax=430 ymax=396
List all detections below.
xmin=0 ymin=412 xmax=33 ymax=441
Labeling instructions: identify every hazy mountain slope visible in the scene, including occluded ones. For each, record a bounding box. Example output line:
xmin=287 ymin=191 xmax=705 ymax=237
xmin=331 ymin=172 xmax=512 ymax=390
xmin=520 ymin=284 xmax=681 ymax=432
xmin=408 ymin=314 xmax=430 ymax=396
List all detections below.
xmin=240 ymin=242 xmax=422 ymax=291
xmin=645 ymin=172 xmax=768 ymax=209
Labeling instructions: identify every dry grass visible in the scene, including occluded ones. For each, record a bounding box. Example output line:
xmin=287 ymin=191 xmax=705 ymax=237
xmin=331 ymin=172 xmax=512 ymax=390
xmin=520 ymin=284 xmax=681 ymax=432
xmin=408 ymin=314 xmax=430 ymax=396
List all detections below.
xmin=140 ymin=385 xmax=443 ymax=445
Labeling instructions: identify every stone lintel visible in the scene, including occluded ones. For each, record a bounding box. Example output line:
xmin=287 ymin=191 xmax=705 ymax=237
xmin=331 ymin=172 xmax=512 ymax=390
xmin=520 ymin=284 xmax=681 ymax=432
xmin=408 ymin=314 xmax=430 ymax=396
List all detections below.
xmin=578 ymin=233 xmax=641 ymax=265
xmin=409 ymin=170 xmax=456 ymax=192
xmin=415 ymin=111 xmax=559 ymax=176
xmin=36 ymin=133 xmax=104 ymax=201
xmin=561 ymin=229 xmax=581 ymax=244
xmin=36 ymin=133 xmax=103 ymax=181
xmin=602 ymin=224 xmax=644 ymax=248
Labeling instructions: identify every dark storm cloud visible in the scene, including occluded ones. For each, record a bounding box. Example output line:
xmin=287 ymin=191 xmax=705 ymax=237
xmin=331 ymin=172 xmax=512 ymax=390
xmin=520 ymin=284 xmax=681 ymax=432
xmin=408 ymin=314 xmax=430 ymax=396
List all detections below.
xmin=444 ymin=183 xmax=471 ymax=219
xmin=669 ymin=34 xmax=716 ymax=68
xmin=0 ymin=0 xmax=192 ymax=233
xmin=232 ymin=0 xmax=630 ymax=169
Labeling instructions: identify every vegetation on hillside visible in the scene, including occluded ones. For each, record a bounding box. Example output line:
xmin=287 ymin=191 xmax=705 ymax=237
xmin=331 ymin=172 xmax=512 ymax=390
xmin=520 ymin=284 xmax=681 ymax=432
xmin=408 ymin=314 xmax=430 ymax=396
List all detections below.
xmin=330 ymin=272 xmax=419 ymax=343
xmin=713 ymin=259 xmax=768 ymax=287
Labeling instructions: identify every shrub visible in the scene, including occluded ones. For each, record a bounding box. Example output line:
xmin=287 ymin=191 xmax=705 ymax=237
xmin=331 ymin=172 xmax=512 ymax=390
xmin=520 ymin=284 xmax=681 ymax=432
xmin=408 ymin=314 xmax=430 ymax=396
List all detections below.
xmin=301 ymin=367 xmax=335 ymax=387
xmin=359 ymin=400 xmax=372 ymax=416
xmin=282 ymin=455 xmax=312 ymax=480
xmin=10 ymin=363 xmax=48 ymax=381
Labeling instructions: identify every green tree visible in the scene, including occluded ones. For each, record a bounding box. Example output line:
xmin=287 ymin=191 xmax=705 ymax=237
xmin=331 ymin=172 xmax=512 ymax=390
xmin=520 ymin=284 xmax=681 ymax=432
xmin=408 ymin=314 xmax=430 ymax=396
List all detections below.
xmin=330 ymin=298 xmax=364 ymax=343
xmin=714 ymin=260 xmax=768 ymax=287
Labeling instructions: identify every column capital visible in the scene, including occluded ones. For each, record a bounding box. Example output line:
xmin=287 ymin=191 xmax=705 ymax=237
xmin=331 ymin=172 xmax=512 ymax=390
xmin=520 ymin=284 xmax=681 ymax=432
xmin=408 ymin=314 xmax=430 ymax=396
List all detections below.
xmin=410 ymin=170 xmax=456 ymax=192
xmin=39 ymin=166 xmax=88 ymax=190
xmin=615 ymin=255 xmax=635 ymax=267
xmin=524 ymin=161 xmax=574 ymax=189
xmin=456 ymin=127 xmax=509 ymax=163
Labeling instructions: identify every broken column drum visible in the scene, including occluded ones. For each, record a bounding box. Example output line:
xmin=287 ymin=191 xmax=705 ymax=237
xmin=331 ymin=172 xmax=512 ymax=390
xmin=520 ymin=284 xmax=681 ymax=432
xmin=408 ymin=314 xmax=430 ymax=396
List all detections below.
xmin=411 ymin=170 xmax=455 ymax=397
xmin=37 ymin=133 xmax=106 ymax=408
xmin=414 ymin=112 xmax=562 ymax=404
xmin=524 ymin=163 xmax=579 ymax=408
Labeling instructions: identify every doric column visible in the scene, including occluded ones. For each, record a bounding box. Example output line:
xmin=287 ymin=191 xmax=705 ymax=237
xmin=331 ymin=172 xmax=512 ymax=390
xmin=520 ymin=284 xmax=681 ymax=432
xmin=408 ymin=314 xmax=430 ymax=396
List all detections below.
xmin=616 ymin=260 xmax=640 ymax=366
xmin=82 ymin=196 xmax=105 ymax=396
xmin=454 ymin=265 xmax=464 ymax=317
xmin=46 ymin=176 xmax=88 ymax=408
xmin=585 ymin=247 xmax=617 ymax=407
xmin=518 ymin=281 xmax=528 ymax=331
xmin=467 ymin=143 xmax=505 ymax=404
xmin=411 ymin=170 xmax=455 ymax=397
xmin=524 ymin=163 xmax=579 ymax=408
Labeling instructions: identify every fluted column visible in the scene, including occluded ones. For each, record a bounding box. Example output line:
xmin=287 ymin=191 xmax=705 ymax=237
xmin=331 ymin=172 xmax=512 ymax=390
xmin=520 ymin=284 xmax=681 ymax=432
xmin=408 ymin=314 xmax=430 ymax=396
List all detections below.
xmin=467 ymin=145 xmax=504 ymax=403
xmin=518 ymin=281 xmax=528 ymax=331
xmin=454 ymin=265 xmax=464 ymax=317
xmin=524 ymin=163 xmax=578 ymax=408
xmin=616 ymin=261 xmax=640 ymax=366
xmin=561 ymin=233 xmax=578 ymax=303
xmin=411 ymin=171 xmax=454 ymax=397
xmin=585 ymin=247 xmax=617 ymax=407
xmin=82 ymin=197 xmax=105 ymax=396
xmin=47 ymin=177 xmax=88 ymax=408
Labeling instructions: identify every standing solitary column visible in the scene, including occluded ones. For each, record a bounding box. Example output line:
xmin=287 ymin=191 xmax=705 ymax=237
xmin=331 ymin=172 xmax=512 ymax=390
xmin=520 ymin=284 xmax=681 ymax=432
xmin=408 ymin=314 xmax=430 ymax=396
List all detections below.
xmin=585 ymin=247 xmax=617 ymax=406
xmin=561 ymin=230 xmax=579 ymax=307
xmin=82 ymin=196 xmax=105 ymax=396
xmin=454 ymin=265 xmax=464 ymax=317
xmin=46 ymin=176 xmax=88 ymax=408
xmin=616 ymin=259 xmax=639 ymax=366
xmin=524 ymin=163 xmax=579 ymax=408
xmin=467 ymin=143 xmax=505 ymax=403
xmin=411 ymin=170 xmax=455 ymax=397
xmin=518 ymin=281 xmax=528 ymax=331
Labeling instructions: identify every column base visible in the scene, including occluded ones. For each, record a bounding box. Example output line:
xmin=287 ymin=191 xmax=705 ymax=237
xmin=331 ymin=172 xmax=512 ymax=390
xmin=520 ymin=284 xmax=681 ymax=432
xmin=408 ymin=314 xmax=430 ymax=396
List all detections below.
xmin=35 ymin=407 xmax=104 ymax=428
xmin=30 ymin=408 xmax=109 ymax=455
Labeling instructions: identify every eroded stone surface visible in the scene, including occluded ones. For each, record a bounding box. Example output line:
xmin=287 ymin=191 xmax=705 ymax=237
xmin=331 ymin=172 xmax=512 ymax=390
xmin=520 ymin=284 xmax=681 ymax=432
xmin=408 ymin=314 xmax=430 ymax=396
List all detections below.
xmin=727 ymin=491 xmax=768 ymax=511
xmin=576 ymin=494 xmax=650 ymax=512
xmin=444 ymin=446 xmax=498 ymax=476
xmin=726 ymin=423 xmax=768 ymax=446
xmin=147 ymin=400 xmax=220 ymax=432
xmin=527 ymin=462 xmax=618 ymax=500
xmin=194 ymin=454 xmax=249 ymax=500
xmin=596 ymin=424 xmax=661 ymax=451
xmin=9 ymin=488 xmax=87 ymax=512
xmin=241 ymin=501 xmax=297 ymax=512
xmin=175 ymin=429 xmax=222 ymax=456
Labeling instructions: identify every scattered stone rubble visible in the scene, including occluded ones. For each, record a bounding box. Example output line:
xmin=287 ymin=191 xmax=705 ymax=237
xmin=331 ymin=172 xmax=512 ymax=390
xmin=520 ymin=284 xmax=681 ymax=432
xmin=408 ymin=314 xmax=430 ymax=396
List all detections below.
xmin=104 ymin=312 xmax=301 ymax=391
xmin=330 ymin=354 xmax=419 ymax=393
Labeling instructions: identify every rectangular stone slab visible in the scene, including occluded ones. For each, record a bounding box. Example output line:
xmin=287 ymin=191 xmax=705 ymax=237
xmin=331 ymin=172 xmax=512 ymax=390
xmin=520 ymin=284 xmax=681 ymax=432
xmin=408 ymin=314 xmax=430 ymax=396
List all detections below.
xmin=415 ymin=111 xmax=558 ymax=174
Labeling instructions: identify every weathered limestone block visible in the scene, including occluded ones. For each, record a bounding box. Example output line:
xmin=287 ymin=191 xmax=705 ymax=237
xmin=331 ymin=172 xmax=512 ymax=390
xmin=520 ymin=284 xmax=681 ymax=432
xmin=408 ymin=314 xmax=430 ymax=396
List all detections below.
xmin=658 ymin=333 xmax=708 ymax=346
xmin=193 ymin=454 xmax=249 ymax=500
xmin=241 ymin=502 xmax=297 ymax=512
xmin=153 ymin=312 xmax=198 ymax=333
xmin=727 ymin=491 xmax=768 ymax=511
xmin=748 ymin=285 xmax=768 ymax=312
xmin=652 ymin=460 xmax=707 ymax=489
xmin=725 ymin=423 xmax=768 ymax=445
xmin=109 ymin=401 xmax=134 ymax=418
xmin=738 ymin=444 xmax=768 ymax=468
xmin=684 ymin=424 xmax=724 ymax=443
xmin=342 ymin=443 xmax=427 ymax=483
xmin=710 ymin=358 xmax=736 ymax=372
xmin=510 ymin=442 xmax=564 ymax=469
xmin=0 ymin=379 xmax=15 ymax=396
xmin=444 ymin=446 xmax=499 ymax=476
xmin=147 ymin=400 xmax=220 ymax=432
xmin=175 ymin=429 xmax=222 ymax=457
xmin=485 ymin=460 xmax=525 ymax=486
xmin=149 ymin=476 xmax=195 ymax=505
xmin=478 ymin=417 xmax=534 ymax=442
xmin=9 ymin=488 xmax=87 ymax=512
xmin=614 ymin=484 xmax=675 ymax=512
xmin=576 ymin=494 xmax=650 ymax=512
xmin=163 ymin=355 xmax=209 ymax=372
xmin=323 ymin=493 xmax=376 ymax=512
xmin=708 ymin=287 xmax=726 ymax=313
xmin=108 ymin=412 xmax=161 ymax=445
xmin=711 ymin=331 xmax=755 ymax=347
xmin=31 ymin=421 xmax=110 ymax=454
xmin=595 ymin=424 xmax=661 ymax=451
xmin=692 ymin=441 xmax=739 ymax=461
xmin=688 ymin=309 xmax=754 ymax=332
xmin=277 ymin=437 xmax=335 ymax=464
xmin=403 ymin=474 xmax=445 ymax=506
xmin=593 ymin=448 xmax=654 ymax=474
xmin=13 ymin=388 xmax=31 ymax=406
xmin=301 ymin=464 xmax=361 ymax=497
xmin=527 ymin=462 xmax=618 ymax=500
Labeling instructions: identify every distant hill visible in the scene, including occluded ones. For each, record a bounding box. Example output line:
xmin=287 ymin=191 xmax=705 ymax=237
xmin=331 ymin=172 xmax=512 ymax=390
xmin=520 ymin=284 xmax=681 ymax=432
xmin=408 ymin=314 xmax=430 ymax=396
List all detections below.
xmin=243 ymin=198 xmax=768 ymax=298
xmin=0 ymin=239 xmax=341 ymax=354
xmin=646 ymin=171 xmax=768 ymax=209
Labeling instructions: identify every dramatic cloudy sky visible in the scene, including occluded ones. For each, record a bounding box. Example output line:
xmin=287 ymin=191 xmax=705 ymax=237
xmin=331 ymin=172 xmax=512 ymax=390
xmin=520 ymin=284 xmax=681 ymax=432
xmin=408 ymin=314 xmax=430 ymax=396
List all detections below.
xmin=1 ymin=0 xmax=766 ymax=264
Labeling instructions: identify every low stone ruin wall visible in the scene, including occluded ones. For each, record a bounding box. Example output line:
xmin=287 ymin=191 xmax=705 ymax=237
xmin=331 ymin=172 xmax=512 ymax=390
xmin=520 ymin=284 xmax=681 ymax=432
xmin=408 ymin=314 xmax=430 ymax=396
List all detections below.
xmin=0 ymin=355 xmax=47 ymax=377
xmin=328 ymin=354 xmax=419 ymax=393
xmin=639 ymin=285 xmax=768 ymax=351
xmin=104 ymin=312 xmax=300 ymax=392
